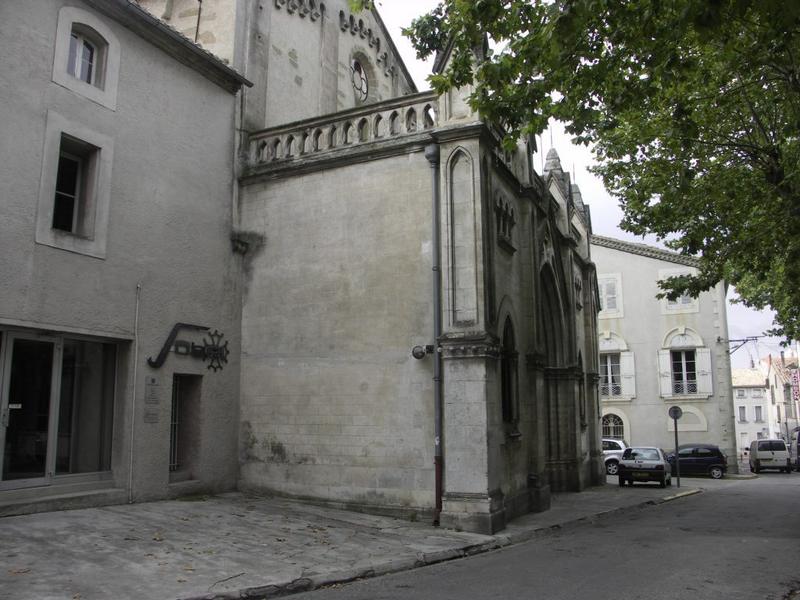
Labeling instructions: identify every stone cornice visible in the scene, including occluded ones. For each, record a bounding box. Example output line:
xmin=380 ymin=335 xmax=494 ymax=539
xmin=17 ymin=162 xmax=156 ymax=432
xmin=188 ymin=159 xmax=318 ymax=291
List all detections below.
xmin=544 ymin=365 xmax=584 ymax=380
xmin=590 ymin=234 xmax=701 ymax=268
xmin=439 ymin=331 xmax=501 ymax=360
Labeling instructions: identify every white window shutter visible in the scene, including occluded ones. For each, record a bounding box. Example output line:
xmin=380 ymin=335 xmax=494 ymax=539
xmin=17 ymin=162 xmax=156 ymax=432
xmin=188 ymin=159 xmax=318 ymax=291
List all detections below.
xmin=658 ymin=350 xmax=673 ymax=397
xmin=620 ymin=351 xmax=636 ymax=397
xmin=696 ymin=347 xmax=713 ymax=394
xmin=605 ymin=281 xmax=617 ymax=310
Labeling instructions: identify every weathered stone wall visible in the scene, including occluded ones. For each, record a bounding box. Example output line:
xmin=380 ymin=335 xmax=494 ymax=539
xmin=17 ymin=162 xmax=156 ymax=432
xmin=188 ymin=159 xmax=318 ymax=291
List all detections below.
xmin=237 ymin=150 xmax=436 ymax=512
xmin=0 ymin=0 xmax=242 ymax=502
xmin=138 ymin=0 xmax=239 ymax=63
xmin=263 ymin=0 xmax=416 ymax=127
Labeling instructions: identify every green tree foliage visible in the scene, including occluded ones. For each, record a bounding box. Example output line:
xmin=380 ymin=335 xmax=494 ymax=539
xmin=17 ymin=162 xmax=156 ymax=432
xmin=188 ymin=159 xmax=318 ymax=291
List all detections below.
xmin=356 ymin=0 xmax=800 ymax=339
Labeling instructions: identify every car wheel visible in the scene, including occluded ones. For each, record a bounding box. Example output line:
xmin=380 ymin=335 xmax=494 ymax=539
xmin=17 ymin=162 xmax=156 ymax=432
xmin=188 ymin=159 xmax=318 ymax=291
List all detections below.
xmin=709 ymin=466 xmax=724 ymax=479
xmin=606 ymin=460 xmax=619 ymax=476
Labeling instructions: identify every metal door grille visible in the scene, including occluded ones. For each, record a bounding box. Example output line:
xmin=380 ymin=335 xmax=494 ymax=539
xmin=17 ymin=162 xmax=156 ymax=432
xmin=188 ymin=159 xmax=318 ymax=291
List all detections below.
xmin=169 ymin=376 xmax=180 ymax=471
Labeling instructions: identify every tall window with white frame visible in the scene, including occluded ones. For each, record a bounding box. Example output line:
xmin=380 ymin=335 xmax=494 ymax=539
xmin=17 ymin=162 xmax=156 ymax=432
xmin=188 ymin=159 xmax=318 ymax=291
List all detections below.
xmin=53 ymin=134 xmax=97 ymax=236
xmin=667 ymin=292 xmax=694 ymax=309
xmin=53 ymin=147 xmax=81 ymax=233
xmin=602 ymin=414 xmax=624 ymax=439
xmin=671 ymin=349 xmax=697 ymax=394
xmin=755 ymin=405 xmax=763 ymax=422
xmin=600 ymin=353 xmax=621 ymax=397
xmin=68 ymin=30 xmax=97 ymax=84
xmin=600 ymin=280 xmax=617 ymax=312
xmin=738 ymin=406 xmax=747 ymax=422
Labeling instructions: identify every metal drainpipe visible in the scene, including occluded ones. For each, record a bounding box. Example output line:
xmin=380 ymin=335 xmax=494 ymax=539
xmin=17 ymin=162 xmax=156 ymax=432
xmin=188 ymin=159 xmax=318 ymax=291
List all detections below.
xmin=128 ymin=282 xmax=142 ymax=503
xmin=424 ymin=143 xmax=443 ymax=525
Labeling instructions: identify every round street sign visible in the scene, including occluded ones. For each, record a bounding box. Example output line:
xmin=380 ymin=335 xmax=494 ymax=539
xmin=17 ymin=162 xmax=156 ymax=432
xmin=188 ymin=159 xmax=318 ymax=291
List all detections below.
xmin=669 ymin=405 xmax=683 ymax=420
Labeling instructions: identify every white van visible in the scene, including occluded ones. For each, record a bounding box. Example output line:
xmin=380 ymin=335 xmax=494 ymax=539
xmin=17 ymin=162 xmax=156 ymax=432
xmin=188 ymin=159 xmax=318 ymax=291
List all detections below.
xmin=749 ymin=439 xmax=791 ymax=473
xmin=790 ymin=429 xmax=800 ymax=471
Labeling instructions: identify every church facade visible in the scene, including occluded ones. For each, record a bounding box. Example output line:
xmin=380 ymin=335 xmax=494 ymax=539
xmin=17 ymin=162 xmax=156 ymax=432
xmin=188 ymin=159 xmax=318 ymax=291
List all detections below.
xmin=0 ymin=0 xmax=602 ymax=533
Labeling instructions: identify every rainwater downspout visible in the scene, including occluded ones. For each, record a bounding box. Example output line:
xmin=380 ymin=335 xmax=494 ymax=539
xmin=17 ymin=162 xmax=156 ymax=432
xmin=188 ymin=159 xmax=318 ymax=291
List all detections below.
xmin=128 ymin=282 xmax=142 ymax=503
xmin=424 ymin=143 xmax=443 ymax=525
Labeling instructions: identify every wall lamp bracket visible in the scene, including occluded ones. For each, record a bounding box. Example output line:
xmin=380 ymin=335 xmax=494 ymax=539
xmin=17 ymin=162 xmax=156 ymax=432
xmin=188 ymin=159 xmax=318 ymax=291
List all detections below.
xmin=412 ymin=345 xmax=435 ymax=360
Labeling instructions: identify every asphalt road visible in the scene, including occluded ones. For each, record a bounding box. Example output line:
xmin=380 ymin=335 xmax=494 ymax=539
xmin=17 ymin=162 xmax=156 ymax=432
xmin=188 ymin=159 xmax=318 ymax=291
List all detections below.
xmin=294 ymin=473 xmax=800 ymax=600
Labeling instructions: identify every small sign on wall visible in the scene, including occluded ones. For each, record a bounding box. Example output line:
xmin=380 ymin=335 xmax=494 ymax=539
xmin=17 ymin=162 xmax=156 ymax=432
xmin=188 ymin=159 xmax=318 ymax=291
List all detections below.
xmin=145 ymin=377 xmax=159 ymax=405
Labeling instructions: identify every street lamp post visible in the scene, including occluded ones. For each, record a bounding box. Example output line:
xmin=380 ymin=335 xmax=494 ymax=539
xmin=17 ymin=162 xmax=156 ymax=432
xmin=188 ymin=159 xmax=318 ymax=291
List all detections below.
xmin=669 ymin=406 xmax=683 ymax=488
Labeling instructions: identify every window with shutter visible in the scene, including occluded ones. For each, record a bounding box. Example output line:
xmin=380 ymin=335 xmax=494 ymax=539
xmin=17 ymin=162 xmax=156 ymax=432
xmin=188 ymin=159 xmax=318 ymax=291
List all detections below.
xmin=599 ymin=353 xmax=621 ymax=397
xmin=671 ymin=349 xmax=697 ymax=394
xmin=597 ymin=274 xmax=623 ymax=318
xmin=660 ymin=328 xmax=711 ymax=399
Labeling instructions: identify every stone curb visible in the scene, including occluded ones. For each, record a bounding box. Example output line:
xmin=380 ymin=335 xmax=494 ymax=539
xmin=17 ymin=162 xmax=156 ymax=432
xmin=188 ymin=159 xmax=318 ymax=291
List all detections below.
xmin=177 ymin=489 xmax=702 ymax=600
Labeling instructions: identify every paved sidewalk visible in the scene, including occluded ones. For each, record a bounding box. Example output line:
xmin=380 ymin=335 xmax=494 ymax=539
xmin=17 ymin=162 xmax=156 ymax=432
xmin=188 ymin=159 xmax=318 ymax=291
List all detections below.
xmin=0 ymin=480 xmax=706 ymax=600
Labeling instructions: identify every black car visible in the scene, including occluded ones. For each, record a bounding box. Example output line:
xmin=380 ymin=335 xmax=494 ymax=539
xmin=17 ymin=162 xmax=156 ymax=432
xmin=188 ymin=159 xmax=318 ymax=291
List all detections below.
xmin=666 ymin=444 xmax=727 ymax=479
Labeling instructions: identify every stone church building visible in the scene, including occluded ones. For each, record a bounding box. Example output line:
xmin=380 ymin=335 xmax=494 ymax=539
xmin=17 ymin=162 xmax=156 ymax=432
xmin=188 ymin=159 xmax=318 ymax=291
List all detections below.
xmin=0 ymin=0 xmax=602 ymax=533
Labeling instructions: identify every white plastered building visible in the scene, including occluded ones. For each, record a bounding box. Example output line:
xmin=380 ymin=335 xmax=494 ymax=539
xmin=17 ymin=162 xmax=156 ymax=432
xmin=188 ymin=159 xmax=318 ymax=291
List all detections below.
xmin=591 ymin=236 xmax=738 ymax=470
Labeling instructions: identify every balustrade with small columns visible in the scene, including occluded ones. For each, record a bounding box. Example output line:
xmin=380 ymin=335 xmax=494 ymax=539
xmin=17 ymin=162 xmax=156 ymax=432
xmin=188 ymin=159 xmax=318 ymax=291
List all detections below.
xmin=248 ymin=92 xmax=439 ymax=166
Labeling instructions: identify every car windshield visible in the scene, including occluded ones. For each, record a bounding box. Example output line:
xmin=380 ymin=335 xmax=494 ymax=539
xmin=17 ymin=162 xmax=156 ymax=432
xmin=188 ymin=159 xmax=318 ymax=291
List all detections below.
xmin=758 ymin=440 xmax=787 ymax=451
xmin=623 ymin=448 xmax=660 ymax=461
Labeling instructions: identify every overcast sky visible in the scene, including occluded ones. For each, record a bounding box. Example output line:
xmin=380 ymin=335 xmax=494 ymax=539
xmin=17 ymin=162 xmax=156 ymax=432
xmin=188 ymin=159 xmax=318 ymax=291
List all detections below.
xmin=375 ymin=0 xmax=789 ymax=367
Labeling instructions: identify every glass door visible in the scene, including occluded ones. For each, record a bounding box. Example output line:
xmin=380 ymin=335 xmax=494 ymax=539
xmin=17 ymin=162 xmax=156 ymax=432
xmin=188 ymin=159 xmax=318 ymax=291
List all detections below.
xmin=0 ymin=334 xmax=62 ymax=488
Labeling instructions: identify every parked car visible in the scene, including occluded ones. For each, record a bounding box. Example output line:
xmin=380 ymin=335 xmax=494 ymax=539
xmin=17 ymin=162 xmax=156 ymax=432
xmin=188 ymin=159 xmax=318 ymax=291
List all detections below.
xmin=602 ymin=438 xmax=629 ymax=475
xmin=749 ymin=439 xmax=791 ymax=473
xmin=618 ymin=447 xmax=672 ymax=488
xmin=665 ymin=444 xmax=727 ymax=479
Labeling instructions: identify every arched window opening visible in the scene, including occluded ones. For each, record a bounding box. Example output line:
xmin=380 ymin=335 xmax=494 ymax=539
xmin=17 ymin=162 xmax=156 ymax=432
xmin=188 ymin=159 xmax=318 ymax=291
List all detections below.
xmin=342 ymin=122 xmax=353 ymax=145
xmin=500 ymin=317 xmax=518 ymax=424
xmin=423 ymin=104 xmax=435 ymax=128
xmin=328 ymin=125 xmax=338 ymax=149
xmin=350 ymin=58 xmax=368 ymax=102
xmin=357 ymin=118 xmax=369 ymax=142
xmin=285 ymin=135 xmax=295 ymax=157
xmin=312 ymin=129 xmax=322 ymax=151
xmin=602 ymin=414 xmax=624 ymax=439
xmin=405 ymin=108 xmax=417 ymax=133
xmin=270 ymin=138 xmax=282 ymax=161
xmin=389 ymin=111 xmax=400 ymax=135
xmin=373 ymin=114 xmax=383 ymax=138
